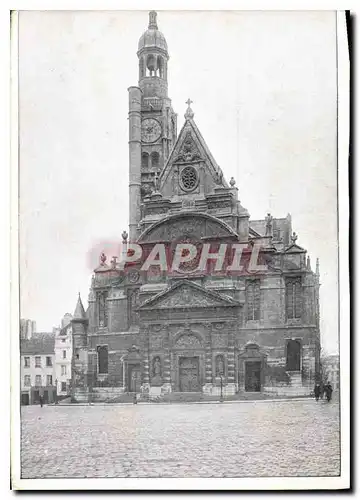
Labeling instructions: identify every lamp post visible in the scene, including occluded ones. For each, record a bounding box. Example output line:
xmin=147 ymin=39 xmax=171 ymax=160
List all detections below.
xmin=55 ymin=379 xmax=58 ymax=404
xmin=220 ymin=374 xmax=224 ymax=402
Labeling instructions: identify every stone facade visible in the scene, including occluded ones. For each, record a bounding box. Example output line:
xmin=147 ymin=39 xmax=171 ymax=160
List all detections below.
xmin=71 ymin=11 xmax=321 ymax=402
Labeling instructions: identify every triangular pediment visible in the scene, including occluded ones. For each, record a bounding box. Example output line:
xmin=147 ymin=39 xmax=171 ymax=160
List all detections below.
xmin=159 ymin=117 xmax=228 ymax=195
xmin=139 ymin=280 xmax=239 ymax=310
xmin=284 ymin=243 xmax=306 ymax=253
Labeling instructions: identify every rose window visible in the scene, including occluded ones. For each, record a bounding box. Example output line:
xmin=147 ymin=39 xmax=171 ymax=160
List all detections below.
xmin=180 ymin=166 xmax=198 ymax=191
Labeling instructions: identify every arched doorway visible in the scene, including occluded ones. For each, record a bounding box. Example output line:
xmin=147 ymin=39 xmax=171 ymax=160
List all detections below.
xmin=286 ymin=340 xmax=301 ymax=371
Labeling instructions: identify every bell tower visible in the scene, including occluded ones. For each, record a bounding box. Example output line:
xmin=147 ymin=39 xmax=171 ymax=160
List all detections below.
xmin=128 ymin=11 xmax=177 ymax=240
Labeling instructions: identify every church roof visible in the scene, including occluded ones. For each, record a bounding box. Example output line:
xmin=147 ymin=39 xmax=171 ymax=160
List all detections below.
xmin=138 ymin=11 xmax=168 ymax=53
xmin=73 ymin=294 xmax=86 ymax=320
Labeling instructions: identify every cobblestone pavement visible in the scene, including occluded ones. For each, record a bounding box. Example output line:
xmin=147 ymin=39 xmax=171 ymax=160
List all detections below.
xmin=20 ymin=399 xmax=340 ymax=478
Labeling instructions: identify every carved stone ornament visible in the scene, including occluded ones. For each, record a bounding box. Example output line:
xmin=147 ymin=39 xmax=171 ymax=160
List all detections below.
xmin=175 ymin=131 xmax=202 ymax=163
xmin=174 ymin=334 xmax=202 ymax=349
xmin=100 ymin=252 xmax=107 ymax=265
xmin=153 ymin=286 xmax=227 ymax=309
xmin=180 ymin=166 xmax=199 ymax=192
xmin=128 ymin=270 xmax=140 ymax=283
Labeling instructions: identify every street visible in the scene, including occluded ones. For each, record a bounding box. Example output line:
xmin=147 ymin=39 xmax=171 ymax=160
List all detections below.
xmin=20 ymin=399 xmax=340 ymax=478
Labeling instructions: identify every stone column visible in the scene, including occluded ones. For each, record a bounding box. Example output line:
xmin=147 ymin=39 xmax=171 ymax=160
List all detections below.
xmin=203 ymin=323 xmax=213 ymax=395
xmin=162 ymin=326 xmax=172 ymax=393
xmin=128 ymin=86 xmax=142 ymax=241
xmin=226 ymin=324 xmax=236 ymax=395
xmin=141 ymin=326 xmax=150 ymax=393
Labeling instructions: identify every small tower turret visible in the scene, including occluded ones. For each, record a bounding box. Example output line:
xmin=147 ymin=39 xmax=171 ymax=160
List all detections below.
xmin=137 ymin=11 xmax=169 ymax=99
xmin=71 ymin=293 xmax=89 ymax=402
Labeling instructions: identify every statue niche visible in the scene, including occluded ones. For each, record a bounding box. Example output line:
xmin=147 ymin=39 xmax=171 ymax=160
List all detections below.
xmin=215 ymin=354 xmax=225 ymax=377
xmin=151 ymin=356 xmax=163 ymax=387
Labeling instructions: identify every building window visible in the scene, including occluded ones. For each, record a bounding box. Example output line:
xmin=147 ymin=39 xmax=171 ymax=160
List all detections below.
xmin=47 ymin=375 xmax=53 ymax=386
xmin=246 ymin=280 xmax=260 ymax=321
xmin=180 ymin=166 xmax=198 ymax=192
xmin=151 ymin=151 xmax=160 ymax=170
xmin=127 ymin=288 xmax=140 ymax=327
xmin=61 ymin=365 xmax=67 ymax=376
xmin=61 ymin=338 xmax=66 ymax=343
xmin=24 ymin=375 xmax=31 ymax=387
xmin=63 ymin=350 xmax=66 ymax=359
xmin=97 ymin=345 xmax=108 ymax=374
xmin=97 ymin=291 xmax=108 ymax=327
xmin=24 ymin=357 xmax=30 ymax=368
xmin=141 ymin=152 xmax=149 ymax=169
xmin=46 ymin=356 xmax=52 ymax=367
xmin=35 ymin=356 xmax=41 ymax=368
xmin=61 ymin=382 xmax=67 ymax=392
xmin=286 ymin=277 xmax=302 ymax=319
xmin=35 ymin=375 xmax=42 ymax=386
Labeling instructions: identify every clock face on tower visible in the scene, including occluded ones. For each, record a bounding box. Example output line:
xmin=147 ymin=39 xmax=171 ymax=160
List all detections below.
xmin=141 ymin=118 xmax=162 ymax=143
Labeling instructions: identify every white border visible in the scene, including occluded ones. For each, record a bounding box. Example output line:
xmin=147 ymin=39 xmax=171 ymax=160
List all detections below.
xmin=8 ymin=4 xmax=350 ymax=492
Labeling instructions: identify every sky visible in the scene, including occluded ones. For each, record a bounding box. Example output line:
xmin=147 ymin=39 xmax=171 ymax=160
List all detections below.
xmin=18 ymin=10 xmax=338 ymax=353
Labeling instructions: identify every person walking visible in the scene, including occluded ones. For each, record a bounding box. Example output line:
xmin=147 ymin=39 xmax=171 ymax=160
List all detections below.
xmin=314 ymin=383 xmax=321 ymax=402
xmin=39 ymin=394 xmax=44 ymax=408
xmin=325 ymin=381 xmax=333 ymax=402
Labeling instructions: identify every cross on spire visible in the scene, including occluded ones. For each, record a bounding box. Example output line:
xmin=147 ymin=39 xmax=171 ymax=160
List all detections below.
xmin=184 ymin=98 xmax=194 ymax=119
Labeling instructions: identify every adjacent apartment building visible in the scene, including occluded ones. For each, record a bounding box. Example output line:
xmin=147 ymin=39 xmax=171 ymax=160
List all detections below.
xmin=54 ymin=321 xmax=73 ymax=396
xmin=20 ymin=335 xmax=56 ymax=405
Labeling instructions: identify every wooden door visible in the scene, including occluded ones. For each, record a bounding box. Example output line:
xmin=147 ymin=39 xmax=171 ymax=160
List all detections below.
xmin=179 ymin=357 xmax=200 ymax=392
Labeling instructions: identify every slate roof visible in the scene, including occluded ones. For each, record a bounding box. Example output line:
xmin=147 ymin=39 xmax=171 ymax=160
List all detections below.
xmin=73 ymin=294 xmax=86 ymax=320
xmin=21 ymin=336 xmax=55 ymax=355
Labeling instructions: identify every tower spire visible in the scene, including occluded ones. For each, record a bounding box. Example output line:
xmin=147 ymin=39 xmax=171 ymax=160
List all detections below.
xmin=149 ymin=11 xmax=158 ymax=29
xmin=73 ymin=293 xmax=86 ymax=320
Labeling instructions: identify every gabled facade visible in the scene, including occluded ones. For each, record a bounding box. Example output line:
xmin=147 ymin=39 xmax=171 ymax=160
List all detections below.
xmin=55 ymin=322 xmax=72 ymax=395
xmin=71 ymin=11 xmax=321 ymax=402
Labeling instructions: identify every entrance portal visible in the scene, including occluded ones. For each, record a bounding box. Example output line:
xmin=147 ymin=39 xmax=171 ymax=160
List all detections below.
xmin=179 ymin=357 xmax=200 ymax=392
xmin=128 ymin=365 xmax=141 ymax=392
xmin=286 ymin=340 xmax=301 ymax=371
xmin=245 ymin=361 xmax=261 ymax=392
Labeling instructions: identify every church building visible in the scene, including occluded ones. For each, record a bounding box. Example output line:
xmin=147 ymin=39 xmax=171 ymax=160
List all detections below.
xmin=71 ymin=11 xmax=321 ymax=402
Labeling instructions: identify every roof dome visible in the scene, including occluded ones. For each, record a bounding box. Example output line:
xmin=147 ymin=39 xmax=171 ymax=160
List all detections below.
xmin=138 ymin=11 xmax=168 ymax=53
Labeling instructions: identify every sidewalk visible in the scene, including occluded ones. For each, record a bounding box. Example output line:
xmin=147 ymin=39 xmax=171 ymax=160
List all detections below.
xmin=54 ymin=396 xmax=314 ymax=407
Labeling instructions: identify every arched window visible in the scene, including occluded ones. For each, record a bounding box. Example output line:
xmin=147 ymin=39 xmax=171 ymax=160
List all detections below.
xmin=139 ymin=57 xmax=145 ymax=78
xmin=157 ymin=56 xmax=164 ymax=78
xmin=127 ymin=289 xmax=140 ymax=327
xmin=97 ymin=345 xmax=108 ymax=374
xmin=146 ymin=54 xmax=156 ymax=76
xmin=246 ymin=280 xmax=260 ymax=321
xmin=142 ymin=152 xmax=149 ymax=169
xmin=286 ymin=278 xmax=302 ymax=319
xmin=151 ymin=151 xmax=160 ymax=169
xmin=97 ymin=291 xmax=108 ymax=327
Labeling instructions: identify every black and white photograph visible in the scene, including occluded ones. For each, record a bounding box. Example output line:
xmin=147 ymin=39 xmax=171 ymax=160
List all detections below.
xmin=10 ymin=6 xmax=349 ymax=491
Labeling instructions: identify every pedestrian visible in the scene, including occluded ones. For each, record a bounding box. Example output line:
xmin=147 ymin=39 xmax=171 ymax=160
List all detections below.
xmin=324 ymin=381 xmax=333 ymax=402
xmin=39 ymin=394 xmax=43 ymax=408
xmin=133 ymin=392 xmax=137 ymax=405
xmin=314 ymin=383 xmax=321 ymax=402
